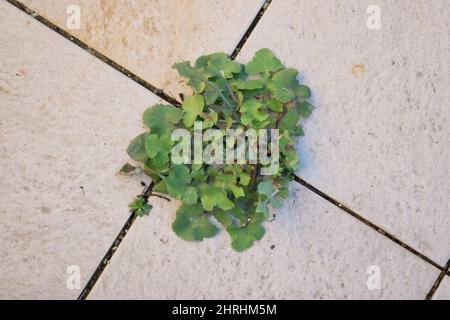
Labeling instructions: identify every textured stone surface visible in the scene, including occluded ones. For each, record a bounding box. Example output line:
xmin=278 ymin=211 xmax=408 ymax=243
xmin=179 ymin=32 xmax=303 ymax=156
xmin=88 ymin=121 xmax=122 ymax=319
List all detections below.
xmin=89 ymin=184 xmax=438 ymax=300
xmin=433 ymin=277 xmax=450 ymax=300
xmin=238 ymin=0 xmax=450 ymax=264
xmin=21 ymin=0 xmax=265 ymax=98
xmin=0 ymin=2 xmax=160 ymax=299
xmin=1 ymin=0 xmax=446 ymax=300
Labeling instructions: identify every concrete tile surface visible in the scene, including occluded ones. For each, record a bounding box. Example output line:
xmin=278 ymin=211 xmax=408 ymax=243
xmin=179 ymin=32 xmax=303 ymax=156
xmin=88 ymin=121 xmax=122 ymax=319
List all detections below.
xmin=0 ymin=2 xmax=160 ymax=299
xmin=237 ymin=0 xmax=450 ymax=264
xmin=433 ymin=277 xmax=450 ymax=300
xmin=1 ymin=0 xmax=447 ymax=300
xmin=88 ymin=184 xmax=438 ymax=300
xmin=21 ymin=0 xmax=266 ymax=98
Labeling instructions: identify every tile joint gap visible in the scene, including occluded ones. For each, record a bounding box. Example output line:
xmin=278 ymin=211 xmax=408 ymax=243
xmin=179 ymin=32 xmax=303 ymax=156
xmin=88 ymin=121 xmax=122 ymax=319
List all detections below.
xmin=230 ymin=0 xmax=273 ymax=60
xmin=77 ymin=183 xmax=154 ymax=300
xmin=4 ymin=0 xmax=182 ymax=107
xmin=425 ymin=258 xmax=450 ymax=300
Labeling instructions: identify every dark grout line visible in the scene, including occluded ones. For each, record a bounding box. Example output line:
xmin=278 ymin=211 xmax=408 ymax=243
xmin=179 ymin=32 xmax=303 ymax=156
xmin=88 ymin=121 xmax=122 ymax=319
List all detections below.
xmin=4 ymin=0 xmax=182 ymax=107
xmin=230 ymin=0 xmax=273 ymax=60
xmin=292 ymin=175 xmax=449 ymax=275
xmin=77 ymin=183 xmax=154 ymax=300
xmin=425 ymin=258 xmax=450 ymax=300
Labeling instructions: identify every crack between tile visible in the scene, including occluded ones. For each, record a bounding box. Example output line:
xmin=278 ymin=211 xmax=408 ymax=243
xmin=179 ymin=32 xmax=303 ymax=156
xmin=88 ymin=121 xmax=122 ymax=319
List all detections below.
xmin=230 ymin=0 xmax=273 ymax=60
xmin=77 ymin=182 xmax=154 ymax=300
xmin=425 ymin=258 xmax=450 ymax=300
xmin=293 ymin=175 xmax=449 ymax=277
xmin=7 ymin=0 xmax=448 ymax=299
xmin=4 ymin=0 xmax=182 ymax=108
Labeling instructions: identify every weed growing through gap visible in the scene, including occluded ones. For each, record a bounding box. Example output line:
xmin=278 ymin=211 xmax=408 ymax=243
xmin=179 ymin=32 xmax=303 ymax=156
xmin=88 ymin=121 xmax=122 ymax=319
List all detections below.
xmin=123 ymin=49 xmax=314 ymax=251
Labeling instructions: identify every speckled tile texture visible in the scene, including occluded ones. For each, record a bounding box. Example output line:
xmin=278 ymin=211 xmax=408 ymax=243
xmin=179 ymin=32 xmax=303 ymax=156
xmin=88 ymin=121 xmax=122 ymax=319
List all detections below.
xmin=1 ymin=0 xmax=448 ymax=300
xmin=433 ymin=277 xmax=450 ymax=300
xmin=0 ymin=2 xmax=159 ymax=299
xmin=21 ymin=0 xmax=265 ymax=97
xmin=238 ymin=0 xmax=450 ymax=264
xmin=88 ymin=184 xmax=438 ymax=300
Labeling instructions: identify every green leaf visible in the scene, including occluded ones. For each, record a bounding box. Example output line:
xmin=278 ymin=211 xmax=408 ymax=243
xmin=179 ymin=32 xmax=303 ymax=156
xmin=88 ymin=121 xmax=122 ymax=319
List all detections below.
xmin=200 ymin=109 xmax=219 ymax=129
xmin=284 ymin=149 xmax=300 ymax=171
xmin=144 ymin=133 xmax=173 ymax=160
xmin=256 ymin=200 xmax=270 ymax=217
xmin=245 ymin=48 xmax=284 ymax=75
xmin=224 ymin=165 xmax=252 ymax=187
xmin=150 ymin=153 xmax=170 ymax=169
xmin=119 ymin=163 xmax=137 ymax=175
xmin=164 ymin=165 xmax=199 ymax=204
xmin=203 ymin=81 xmax=223 ymax=105
xmin=172 ymin=61 xmax=209 ymax=93
xmin=257 ymin=180 xmax=274 ymax=198
xmin=137 ymin=203 xmax=153 ymax=217
xmin=191 ymin=167 xmax=207 ymax=182
xmin=153 ymin=180 xmax=168 ymax=194
xmin=216 ymin=173 xmax=245 ymax=199
xmin=129 ymin=196 xmax=153 ymax=217
xmin=143 ymin=104 xmax=183 ymax=135
xmin=296 ymin=85 xmax=311 ymax=98
xmin=256 ymin=180 xmax=279 ymax=217
xmin=128 ymin=196 xmax=145 ymax=210
xmin=233 ymin=79 xmax=265 ymax=90
xmin=267 ymin=99 xmax=283 ymax=112
xmin=172 ymin=203 xmax=219 ymax=241
xmin=279 ymin=107 xmax=301 ymax=132
xmin=270 ymin=178 xmax=291 ymax=209
xmin=199 ymin=184 xmax=234 ymax=211
xmin=229 ymin=206 xmax=248 ymax=224
xmin=239 ymin=174 xmax=251 ymax=186
xmin=214 ymin=210 xmax=233 ymax=228
xmin=204 ymin=53 xmax=241 ymax=78
xmin=183 ymin=186 xmax=199 ymax=205
xmin=240 ymin=99 xmax=269 ymax=126
xmin=182 ymin=95 xmax=205 ymax=127
xmin=127 ymin=134 xmax=148 ymax=162
xmin=228 ymin=224 xmax=266 ymax=252
xmin=298 ymin=101 xmax=315 ymax=117
xmin=269 ymin=68 xmax=301 ymax=103
xmin=279 ymin=130 xmax=295 ymax=153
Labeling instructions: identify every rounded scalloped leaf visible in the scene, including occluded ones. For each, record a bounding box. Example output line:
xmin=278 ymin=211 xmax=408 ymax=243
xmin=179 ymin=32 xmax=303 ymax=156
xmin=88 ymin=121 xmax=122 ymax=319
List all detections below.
xmin=127 ymin=133 xmax=148 ymax=162
xmin=143 ymin=104 xmax=183 ymax=135
xmin=228 ymin=224 xmax=266 ymax=252
xmin=245 ymin=48 xmax=284 ymax=76
xmin=172 ymin=204 xmax=219 ymax=241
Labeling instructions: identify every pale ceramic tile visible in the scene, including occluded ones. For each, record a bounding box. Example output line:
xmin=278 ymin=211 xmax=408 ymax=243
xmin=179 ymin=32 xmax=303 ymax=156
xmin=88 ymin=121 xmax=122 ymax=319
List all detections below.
xmin=238 ymin=0 xmax=450 ymax=264
xmin=433 ymin=277 xmax=450 ymax=300
xmin=88 ymin=184 xmax=438 ymax=300
xmin=0 ymin=2 xmax=161 ymax=299
xmin=21 ymin=0 xmax=266 ymax=98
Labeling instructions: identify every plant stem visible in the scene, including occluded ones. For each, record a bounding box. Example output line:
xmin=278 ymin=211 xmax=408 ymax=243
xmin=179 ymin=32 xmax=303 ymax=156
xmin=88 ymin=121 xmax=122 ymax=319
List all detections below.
xmin=219 ymin=92 xmax=240 ymax=122
xmin=219 ymin=92 xmax=234 ymax=109
xmin=251 ymin=163 xmax=259 ymax=191
xmin=225 ymin=83 xmax=239 ymax=105
xmin=147 ymin=168 xmax=167 ymax=181
xmin=148 ymin=193 xmax=171 ymax=202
